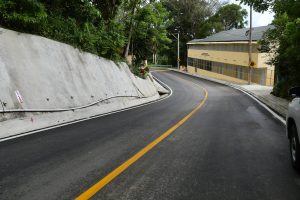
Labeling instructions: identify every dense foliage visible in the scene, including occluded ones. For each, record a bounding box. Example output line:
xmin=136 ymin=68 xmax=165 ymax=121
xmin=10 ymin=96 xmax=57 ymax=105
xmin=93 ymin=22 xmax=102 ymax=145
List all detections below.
xmin=0 ymin=0 xmax=248 ymax=74
xmin=240 ymin=0 xmax=300 ymax=97
xmin=202 ymin=4 xmax=248 ymax=35
xmin=162 ymin=0 xmax=220 ymax=66
xmin=0 ymin=0 xmax=126 ymax=60
xmin=120 ymin=0 xmax=172 ymax=66
xmin=161 ymin=1 xmax=248 ymax=66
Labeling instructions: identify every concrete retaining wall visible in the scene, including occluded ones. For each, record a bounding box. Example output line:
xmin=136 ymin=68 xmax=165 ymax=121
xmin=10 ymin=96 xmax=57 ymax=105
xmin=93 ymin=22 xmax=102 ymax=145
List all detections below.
xmin=0 ymin=28 xmax=162 ymax=124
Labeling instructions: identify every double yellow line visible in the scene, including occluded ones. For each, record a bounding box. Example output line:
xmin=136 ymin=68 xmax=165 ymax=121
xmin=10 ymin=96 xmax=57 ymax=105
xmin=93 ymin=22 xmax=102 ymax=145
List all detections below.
xmin=76 ymin=77 xmax=208 ymax=200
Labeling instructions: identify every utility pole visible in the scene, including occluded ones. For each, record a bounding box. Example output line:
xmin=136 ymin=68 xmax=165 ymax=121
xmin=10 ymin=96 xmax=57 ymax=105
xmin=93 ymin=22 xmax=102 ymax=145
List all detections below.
xmin=177 ymin=32 xmax=180 ymax=70
xmin=171 ymin=32 xmax=180 ymax=70
xmin=248 ymin=4 xmax=253 ymax=85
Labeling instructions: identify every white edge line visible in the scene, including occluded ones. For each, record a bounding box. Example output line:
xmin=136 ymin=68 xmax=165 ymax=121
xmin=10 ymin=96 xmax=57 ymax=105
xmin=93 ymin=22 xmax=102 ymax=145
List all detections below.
xmin=169 ymin=69 xmax=286 ymax=126
xmin=0 ymin=76 xmax=173 ymax=142
xmin=231 ymin=85 xmax=286 ymax=125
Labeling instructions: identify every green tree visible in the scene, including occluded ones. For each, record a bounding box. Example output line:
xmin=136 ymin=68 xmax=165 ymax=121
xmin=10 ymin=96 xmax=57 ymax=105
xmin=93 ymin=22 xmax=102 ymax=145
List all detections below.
xmin=162 ymin=0 xmax=221 ymax=66
xmin=163 ymin=0 xmax=219 ymax=40
xmin=212 ymin=4 xmax=248 ymax=31
xmin=240 ymin=0 xmax=300 ymax=97
xmin=196 ymin=3 xmax=247 ymax=37
xmin=120 ymin=0 xmax=145 ymax=58
xmin=132 ymin=1 xmax=172 ymax=65
xmin=0 ymin=0 xmax=47 ymax=33
xmin=118 ymin=0 xmax=171 ymax=67
xmin=92 ymin=0 xmax=123 ymax=21
xmin=0 ymin=0 xmax=126 ymax=61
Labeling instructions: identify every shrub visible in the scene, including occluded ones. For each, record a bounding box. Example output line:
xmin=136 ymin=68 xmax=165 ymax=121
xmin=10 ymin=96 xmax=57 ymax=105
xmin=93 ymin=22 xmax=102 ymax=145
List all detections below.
xmin=0 ymin=0 xmax=125 ymax=62
xmin=0 ymin=0 xmax=47 ymax=33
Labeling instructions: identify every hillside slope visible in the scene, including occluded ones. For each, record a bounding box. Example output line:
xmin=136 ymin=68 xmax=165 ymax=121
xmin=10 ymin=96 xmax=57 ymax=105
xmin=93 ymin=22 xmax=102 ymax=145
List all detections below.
xmin=0 ymin=28 xmax=166 ymax=139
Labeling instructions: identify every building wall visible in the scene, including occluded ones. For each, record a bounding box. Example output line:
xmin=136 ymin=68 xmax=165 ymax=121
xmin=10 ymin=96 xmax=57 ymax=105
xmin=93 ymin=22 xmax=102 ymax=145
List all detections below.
xmin=187 ymin=43 xmax=274 ymax=86
xmin=187 ymin=66 xmax=248 ymax=84
xmin=188 ymin=43 xmax=259 ymax=67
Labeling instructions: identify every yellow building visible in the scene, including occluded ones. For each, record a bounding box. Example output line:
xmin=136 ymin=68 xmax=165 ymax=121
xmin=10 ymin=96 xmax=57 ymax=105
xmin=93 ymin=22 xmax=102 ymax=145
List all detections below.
xmin=187 ymin=25 xmax=274 ymax=86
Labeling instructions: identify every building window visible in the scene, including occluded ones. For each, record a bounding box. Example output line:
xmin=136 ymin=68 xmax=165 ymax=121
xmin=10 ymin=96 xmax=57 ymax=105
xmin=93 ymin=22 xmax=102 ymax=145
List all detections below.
xmin=188 ymin=57 xmax=212 ymax=71
xmin=187 ymin=57 xmax=193 ymax=66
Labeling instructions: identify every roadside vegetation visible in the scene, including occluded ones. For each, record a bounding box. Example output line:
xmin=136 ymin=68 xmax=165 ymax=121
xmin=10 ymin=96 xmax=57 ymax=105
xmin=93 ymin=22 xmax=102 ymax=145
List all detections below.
xmin=241 ymin=0 xmax=300 ymax=97
xmin=0 ymin=0 xmax=247 ymax=73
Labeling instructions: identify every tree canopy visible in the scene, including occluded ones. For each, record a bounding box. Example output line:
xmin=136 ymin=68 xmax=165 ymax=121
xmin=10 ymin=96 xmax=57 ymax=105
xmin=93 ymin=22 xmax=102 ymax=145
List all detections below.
xmin=161 ymin=1 xmax=247 ymax=66
xmin=196 ymin=3 xmax=247 ymax=37
xmin=0 ymin=0 xmax=250 ymax=76
xmin=240 ymin=0 xmax=300 ymax=97
xmin=212 ymin=4 xmax=248 ymax=31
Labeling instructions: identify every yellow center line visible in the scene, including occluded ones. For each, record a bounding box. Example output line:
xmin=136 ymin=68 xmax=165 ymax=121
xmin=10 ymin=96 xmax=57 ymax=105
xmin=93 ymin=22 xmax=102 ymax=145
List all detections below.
xmin=75 ymin=80 xmax=208 ymax=200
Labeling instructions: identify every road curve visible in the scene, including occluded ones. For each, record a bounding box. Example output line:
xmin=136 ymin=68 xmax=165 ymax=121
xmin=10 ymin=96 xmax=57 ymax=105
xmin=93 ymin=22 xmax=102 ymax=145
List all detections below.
xmin=0 ymin=70 xmax=299 ymax=200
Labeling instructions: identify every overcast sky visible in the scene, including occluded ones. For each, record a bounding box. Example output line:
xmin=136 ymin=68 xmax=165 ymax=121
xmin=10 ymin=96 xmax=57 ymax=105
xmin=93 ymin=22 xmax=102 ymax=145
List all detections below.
xmin=227 ymin=0 xmax=274 ymax=27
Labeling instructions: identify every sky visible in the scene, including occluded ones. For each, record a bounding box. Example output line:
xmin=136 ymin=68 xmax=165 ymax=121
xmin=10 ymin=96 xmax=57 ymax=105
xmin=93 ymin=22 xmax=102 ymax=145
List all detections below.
xmin=227 ymin=0 xmax=274 ymax=27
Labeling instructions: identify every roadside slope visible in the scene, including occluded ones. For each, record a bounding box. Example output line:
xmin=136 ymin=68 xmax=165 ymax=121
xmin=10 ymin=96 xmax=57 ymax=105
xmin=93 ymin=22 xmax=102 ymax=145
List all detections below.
xmin=0 ymin=28 xmax=166 ymax=139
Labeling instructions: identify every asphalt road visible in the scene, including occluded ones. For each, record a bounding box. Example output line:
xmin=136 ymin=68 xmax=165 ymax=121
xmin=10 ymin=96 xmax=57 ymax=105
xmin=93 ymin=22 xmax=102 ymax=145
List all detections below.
xmin=0 ymin=70 xmax=300 ymax=200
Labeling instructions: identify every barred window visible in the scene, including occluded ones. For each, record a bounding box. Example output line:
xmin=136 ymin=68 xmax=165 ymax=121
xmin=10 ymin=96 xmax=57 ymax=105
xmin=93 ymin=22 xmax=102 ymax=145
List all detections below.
xmin=187 ymin=57 xmax=193 ymax=66
xmin=187 ymin=57 xmax=212 ymax=71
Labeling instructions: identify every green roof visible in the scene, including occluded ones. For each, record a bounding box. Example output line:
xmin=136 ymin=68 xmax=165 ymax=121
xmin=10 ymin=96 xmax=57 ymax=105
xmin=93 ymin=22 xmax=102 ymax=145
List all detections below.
xmin=188 ymin=25 xmax=274 ymax=44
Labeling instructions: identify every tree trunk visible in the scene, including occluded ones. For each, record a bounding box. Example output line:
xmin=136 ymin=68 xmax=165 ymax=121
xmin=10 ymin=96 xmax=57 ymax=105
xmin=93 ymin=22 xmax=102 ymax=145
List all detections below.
xmin=123 ymin=1 xmax=139 ymax=58
xmin=124 ymin=24 xmax=133 ymax=58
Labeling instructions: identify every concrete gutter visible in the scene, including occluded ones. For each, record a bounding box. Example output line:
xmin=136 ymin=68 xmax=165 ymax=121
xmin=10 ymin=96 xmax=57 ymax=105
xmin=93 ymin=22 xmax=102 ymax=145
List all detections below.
xmin=168 ymin=68 xmax=287 ymax=124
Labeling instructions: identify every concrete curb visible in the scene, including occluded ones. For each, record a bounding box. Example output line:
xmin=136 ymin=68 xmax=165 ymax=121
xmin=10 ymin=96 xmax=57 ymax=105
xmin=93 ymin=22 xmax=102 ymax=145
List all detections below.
xmin=168 ymin=68 xmax=286 ymax=125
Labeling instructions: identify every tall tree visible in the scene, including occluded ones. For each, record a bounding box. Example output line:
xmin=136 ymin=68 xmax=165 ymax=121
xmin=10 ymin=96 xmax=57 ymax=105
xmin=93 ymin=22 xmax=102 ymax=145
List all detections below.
xmin=213 ymin=4 xmax=248 ymax=31
xmin=163 ymin=0 xmax=220 ymax=40
xmin=92 ymin=0 xmax=123 ymax=21
xmin=162 ymin=0 xmax=221 ymax=66
xmin=119 ymin=0 xmax=171 ymax=66
xmin=240 ymin=0 xmax=300 ymax=97
xmin=239 ymin=0 xmax=274 ymax=12
xmin=132 ymin=1 xmax=172 ymax=64
xmin=197 ymin=3 xmax=247 ymax=36
xmin=120 ymin=0 xmax=145 ymax=58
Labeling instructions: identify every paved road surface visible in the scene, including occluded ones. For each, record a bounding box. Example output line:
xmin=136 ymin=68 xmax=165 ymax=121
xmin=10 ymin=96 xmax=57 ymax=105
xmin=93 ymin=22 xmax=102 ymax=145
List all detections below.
xmin=0 ymin=70 xmax=299 ymax=200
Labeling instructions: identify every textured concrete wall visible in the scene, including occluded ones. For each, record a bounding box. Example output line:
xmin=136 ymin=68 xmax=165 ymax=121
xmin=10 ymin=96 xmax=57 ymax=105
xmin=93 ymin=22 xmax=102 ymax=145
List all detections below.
xmin=0 ymin=28 xmax=158 ymax=112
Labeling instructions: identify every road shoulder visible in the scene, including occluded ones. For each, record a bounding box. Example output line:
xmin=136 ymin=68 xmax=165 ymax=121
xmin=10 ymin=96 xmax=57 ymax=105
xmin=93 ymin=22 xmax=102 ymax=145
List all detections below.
xmin=168 ymin=68 xmax=288 ymax=124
